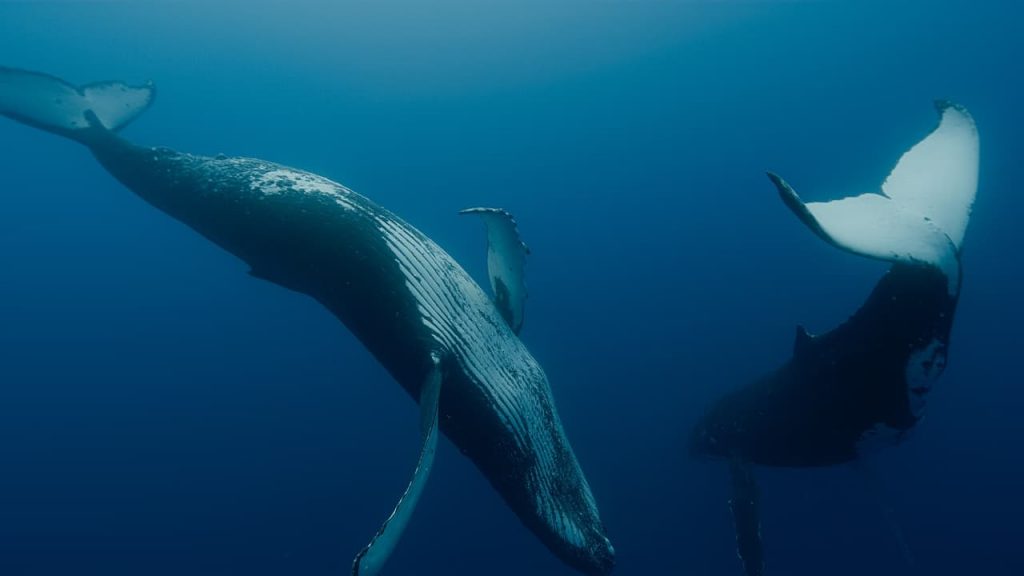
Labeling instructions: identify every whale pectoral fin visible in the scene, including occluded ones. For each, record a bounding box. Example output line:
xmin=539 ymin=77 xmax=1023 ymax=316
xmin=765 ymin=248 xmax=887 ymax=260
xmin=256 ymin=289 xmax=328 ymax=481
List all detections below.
xmin=459 ymin=207 xmax=529 ymax=334
xmin=728 ymin=459 xmax=765 ymax=576
xmin=352 ymin=355 xmax=443 ymax=576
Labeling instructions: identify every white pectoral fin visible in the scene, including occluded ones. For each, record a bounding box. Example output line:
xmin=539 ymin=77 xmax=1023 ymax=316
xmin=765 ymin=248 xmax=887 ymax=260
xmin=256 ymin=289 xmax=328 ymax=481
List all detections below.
xmin=352 ymin=356 xmax=443 ymax=576
xmin=459 ymin=207 xmax=529 ymax=334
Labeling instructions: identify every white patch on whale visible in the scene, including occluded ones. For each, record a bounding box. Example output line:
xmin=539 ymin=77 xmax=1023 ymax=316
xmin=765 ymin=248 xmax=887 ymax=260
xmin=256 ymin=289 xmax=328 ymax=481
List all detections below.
xmin=856 ymin=338 xmax=946 ymax=455
xmin=905 ymin=338 xmax=946 ymax=418
xmin=250 ymin=168 xmax=358 ymax=211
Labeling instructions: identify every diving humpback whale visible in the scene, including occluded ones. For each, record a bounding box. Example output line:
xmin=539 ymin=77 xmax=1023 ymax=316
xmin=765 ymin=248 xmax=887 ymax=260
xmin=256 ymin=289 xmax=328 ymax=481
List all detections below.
xmin=0 ymin=67 xmax=614 ymax=575
xmin=690 ymin=102 xmax=979 ymax=575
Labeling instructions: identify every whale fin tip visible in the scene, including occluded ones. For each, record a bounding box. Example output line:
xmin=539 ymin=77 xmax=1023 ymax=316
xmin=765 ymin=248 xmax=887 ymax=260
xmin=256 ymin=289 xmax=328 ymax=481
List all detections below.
xmin=793 ymin=325 xmax=814 ymax=357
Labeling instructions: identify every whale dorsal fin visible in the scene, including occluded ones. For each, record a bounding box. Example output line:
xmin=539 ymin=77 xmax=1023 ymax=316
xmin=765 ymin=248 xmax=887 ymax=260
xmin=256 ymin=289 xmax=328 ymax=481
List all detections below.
xmin=0 ymin=67 xmax=154 ymax=141
xmin=459 ymin=207 xmax=529 ymax=334
xmin=768 ymin=102 xmax=978 ymax=296
xmin=352 ymin=354 xmax=443 ymax=576
xmin=793 ymin=324 xmax=814 ymax=358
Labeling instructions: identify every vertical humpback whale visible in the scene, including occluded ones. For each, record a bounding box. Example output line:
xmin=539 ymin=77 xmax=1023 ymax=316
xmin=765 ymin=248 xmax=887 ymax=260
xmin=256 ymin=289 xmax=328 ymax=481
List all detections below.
xmin=691 ymin=102 xmax=979 ymax=574
xmin=0 ymin=67 xmax=615 ymax=575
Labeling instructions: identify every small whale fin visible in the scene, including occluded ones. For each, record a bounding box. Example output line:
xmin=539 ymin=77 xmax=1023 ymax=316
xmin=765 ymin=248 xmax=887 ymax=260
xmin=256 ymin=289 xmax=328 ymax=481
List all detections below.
xmin=352 ymin=354 xmax=443 ymax=576
xmin=459 ymin=207 xmax=529 ymax=334
xmin=792 ymin=324 xmax=814 ymax=358
xmin=0 ymin=66 xmax=154 ymax=143
xmin=728 ymin=459 xmax=765 ymax=576
xmin=769 ymin=102 xmax=978 ymax=294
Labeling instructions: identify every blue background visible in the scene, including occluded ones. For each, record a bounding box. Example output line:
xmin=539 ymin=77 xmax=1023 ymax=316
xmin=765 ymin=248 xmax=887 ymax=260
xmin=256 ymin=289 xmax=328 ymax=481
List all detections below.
xmin=0 ymin=1 xmax=1020 ymax=575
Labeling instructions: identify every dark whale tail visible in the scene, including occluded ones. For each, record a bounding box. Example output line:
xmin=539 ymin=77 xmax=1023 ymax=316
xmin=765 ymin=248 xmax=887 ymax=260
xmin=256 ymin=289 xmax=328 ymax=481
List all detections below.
xmin=0 ymin=66 xmax=154 ymax=144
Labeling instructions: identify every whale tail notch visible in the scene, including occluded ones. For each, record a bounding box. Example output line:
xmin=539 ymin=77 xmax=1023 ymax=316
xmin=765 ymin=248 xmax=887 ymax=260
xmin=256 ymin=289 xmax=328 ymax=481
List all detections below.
xmin=769 ymin=101 xmax=978 ymax=294
xmin=0 ymin=66 xmax=154 ymax=143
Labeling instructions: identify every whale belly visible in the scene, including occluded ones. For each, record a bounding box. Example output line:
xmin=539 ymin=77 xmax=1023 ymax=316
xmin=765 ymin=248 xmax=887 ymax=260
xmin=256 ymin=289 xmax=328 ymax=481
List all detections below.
xmin=369 ymin=210 xmax=613 ymax=574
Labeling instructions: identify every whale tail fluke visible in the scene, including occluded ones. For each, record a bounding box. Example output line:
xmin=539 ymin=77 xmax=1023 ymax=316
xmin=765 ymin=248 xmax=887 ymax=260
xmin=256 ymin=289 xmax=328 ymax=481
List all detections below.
xmin=769 ymin=102 xmax=978 ymax=294
xmin=0 ymin=66 xmax=153 ymax=144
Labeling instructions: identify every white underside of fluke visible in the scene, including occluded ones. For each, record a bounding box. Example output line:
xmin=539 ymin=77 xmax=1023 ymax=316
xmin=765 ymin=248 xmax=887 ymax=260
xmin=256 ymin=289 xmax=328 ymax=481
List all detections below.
xmin=0 ymin=66 xmax=153 ymax=134
xmin=882 ymin=103 xmax=978 ymax=250
xmin=770 ymin=102 xmax=979 ymax=295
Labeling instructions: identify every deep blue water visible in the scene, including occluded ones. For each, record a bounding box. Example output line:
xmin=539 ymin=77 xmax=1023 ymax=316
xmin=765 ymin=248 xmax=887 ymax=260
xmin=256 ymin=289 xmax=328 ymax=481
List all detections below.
xmin=0 ymin=1 xmax=1021 ymax=575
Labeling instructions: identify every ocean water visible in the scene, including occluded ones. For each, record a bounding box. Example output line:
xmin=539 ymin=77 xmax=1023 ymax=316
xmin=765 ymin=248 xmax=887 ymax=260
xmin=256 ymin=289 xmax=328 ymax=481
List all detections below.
xmin=0 ymin=1 xmax=1020 ymax=575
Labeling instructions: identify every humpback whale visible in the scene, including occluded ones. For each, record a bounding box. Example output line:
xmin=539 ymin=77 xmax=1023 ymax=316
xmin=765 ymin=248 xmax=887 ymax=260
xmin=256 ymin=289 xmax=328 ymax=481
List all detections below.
xmin=690 ymin=102 xmax=979 ymax=575
xmin=0 ymin=67 xmax=614 ymax=575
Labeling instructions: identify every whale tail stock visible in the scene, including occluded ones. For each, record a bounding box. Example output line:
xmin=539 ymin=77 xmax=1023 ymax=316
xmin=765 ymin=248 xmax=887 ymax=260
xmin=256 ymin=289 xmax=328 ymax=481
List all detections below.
xmin=768 ymin=101 xmax=978 ymax=295
xmin=0 ymin=66 xmax=154 ymax=144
